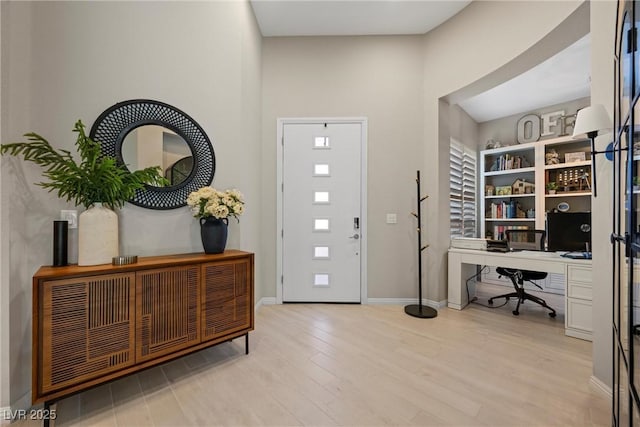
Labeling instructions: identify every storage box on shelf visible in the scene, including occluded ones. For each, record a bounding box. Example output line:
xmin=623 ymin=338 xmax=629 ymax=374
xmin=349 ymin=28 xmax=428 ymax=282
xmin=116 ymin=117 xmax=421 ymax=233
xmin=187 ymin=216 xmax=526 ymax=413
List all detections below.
xmin=480 ymin=135 xmax=592 ymax=239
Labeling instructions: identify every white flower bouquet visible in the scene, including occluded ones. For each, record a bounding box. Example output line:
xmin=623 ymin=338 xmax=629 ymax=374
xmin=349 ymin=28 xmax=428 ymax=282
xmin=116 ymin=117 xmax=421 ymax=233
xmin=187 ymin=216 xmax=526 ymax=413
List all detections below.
xmin=186 ymin=186 xmax=245 ymax=221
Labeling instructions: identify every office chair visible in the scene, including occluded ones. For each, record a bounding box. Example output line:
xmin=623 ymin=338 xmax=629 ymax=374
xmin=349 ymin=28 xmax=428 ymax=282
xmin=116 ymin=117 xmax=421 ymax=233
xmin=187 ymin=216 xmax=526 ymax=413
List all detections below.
xmin=488 ymin=229 xmax=557 ymax=318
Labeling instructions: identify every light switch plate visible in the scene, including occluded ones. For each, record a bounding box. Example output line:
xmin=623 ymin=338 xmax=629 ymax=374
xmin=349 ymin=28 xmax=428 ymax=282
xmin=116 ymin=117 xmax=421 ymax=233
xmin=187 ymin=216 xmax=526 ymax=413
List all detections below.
xmin=61 ymin=210 xmax=78 ymax=229
xmin=386 ymin=213 xmax=397 ymax=224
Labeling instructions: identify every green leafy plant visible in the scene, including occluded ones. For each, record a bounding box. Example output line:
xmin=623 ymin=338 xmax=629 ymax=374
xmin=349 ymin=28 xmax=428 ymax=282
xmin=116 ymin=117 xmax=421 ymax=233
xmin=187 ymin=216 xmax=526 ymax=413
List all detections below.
xmin=546 ymin=181 xmax=558 ymax=191
xmin=0 ymin=120 xmax=167 ymax=209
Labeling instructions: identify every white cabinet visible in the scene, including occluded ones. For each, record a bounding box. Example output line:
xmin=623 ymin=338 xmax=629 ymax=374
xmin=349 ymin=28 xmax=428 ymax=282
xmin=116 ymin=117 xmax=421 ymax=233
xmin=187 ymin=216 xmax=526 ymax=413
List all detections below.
xmin=565 ymin=264 xmax=593 ymax=341
xmin=480 ymin=135 xmax=591 ymax=239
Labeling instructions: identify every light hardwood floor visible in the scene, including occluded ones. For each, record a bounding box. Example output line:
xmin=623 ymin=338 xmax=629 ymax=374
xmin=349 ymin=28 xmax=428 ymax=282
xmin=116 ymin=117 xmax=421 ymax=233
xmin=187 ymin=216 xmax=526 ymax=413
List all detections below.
xmin=17 ymin=285 xmax=610 ymax=426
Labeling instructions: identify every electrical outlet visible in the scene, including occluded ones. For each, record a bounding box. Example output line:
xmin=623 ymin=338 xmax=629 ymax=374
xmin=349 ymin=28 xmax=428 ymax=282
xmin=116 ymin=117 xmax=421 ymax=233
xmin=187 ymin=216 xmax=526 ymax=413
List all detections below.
xmin=386 ymin=213 xmax=397 ymax=224
xmin=60 ymin=210 xmax=78 ymax=229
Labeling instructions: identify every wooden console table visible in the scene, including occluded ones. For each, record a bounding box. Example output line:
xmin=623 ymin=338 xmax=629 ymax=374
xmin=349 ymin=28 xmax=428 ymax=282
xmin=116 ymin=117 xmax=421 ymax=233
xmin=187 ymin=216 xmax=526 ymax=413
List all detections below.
xmin=32 ymin=250 xmax=254 ymax=422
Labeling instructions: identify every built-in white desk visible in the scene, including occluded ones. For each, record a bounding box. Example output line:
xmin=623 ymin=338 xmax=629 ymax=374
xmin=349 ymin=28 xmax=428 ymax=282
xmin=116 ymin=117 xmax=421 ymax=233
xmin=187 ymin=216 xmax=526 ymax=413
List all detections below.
xmin=448 ymin=248 xmax=593 ymax=341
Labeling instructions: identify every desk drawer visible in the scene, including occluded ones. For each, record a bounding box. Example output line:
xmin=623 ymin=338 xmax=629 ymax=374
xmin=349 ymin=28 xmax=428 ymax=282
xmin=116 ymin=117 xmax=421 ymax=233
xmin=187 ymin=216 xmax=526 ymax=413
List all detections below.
xmin=568 ymin=282 xmax=592 ymax=300
xmin=566 ymin=298 xmax=593 ymax=333
xmin=568 ymin=265 xmax=592 ymax=283
xmin=496 ymin=258 xmax=565 ymax=274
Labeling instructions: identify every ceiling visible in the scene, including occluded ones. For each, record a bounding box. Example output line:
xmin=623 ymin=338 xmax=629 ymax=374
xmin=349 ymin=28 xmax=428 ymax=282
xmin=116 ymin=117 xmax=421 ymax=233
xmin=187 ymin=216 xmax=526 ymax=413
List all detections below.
xmin=457 ymin=34 xmax=591 ymax=123
xmin=250 ymin=0 xmax=471 ymax=37
xmin=250 ymin=0 xmax=590 ymax=123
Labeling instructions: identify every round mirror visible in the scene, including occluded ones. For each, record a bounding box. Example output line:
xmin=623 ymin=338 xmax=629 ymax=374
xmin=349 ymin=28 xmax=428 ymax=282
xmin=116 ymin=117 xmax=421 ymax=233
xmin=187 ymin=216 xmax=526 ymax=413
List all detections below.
xmin=121 ymin=125 xmax=194 ymax=187
xmin=90 ymin=100 xmax=215 ymax=210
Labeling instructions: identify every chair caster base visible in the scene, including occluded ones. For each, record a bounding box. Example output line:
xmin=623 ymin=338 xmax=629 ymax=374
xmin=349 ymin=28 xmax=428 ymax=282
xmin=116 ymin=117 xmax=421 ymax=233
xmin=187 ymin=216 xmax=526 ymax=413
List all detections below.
xmin=512 ymin=310 xmax=519 ymax=316
xmin=549 ymin=312 xmax=556 ymax=318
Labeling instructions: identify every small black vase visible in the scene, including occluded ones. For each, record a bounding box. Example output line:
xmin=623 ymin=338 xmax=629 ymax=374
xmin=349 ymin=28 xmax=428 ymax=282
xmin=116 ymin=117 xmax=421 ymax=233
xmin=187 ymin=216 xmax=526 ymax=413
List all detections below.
xmin=53 ymin=220 xmax=68 ymax=267
xmin=200 ymin=217 xmax=228 ymax=254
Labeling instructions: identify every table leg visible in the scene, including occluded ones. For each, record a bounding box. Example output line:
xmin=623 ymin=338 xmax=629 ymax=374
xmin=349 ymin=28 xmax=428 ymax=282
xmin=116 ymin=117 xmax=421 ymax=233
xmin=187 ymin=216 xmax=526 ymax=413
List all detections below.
xmin=43 ymin=401 xmax=51 ymax=427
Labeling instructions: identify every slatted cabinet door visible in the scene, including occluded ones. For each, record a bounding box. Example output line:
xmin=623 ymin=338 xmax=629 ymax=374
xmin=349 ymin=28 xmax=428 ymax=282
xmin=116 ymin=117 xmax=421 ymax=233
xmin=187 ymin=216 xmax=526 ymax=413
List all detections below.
xmin=40 ymin=273 xmax=135 ymax=395
xmin=201 ymin=258 xmax=253 ymax=342
xmin=135 ymin=265 xmax=201 ymax=363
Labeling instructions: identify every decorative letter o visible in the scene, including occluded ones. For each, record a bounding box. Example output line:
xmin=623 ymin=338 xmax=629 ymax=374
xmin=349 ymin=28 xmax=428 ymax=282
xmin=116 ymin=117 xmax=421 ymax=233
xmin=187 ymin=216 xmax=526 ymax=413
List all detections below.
xmin=517 ymin=114 xmax=541 ymax=144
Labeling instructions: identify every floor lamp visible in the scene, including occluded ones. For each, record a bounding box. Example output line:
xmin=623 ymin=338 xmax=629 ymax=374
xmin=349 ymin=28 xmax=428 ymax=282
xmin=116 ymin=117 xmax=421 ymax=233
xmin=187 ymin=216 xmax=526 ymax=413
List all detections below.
xmin=572 ymin=104 xmax=612 ymax=197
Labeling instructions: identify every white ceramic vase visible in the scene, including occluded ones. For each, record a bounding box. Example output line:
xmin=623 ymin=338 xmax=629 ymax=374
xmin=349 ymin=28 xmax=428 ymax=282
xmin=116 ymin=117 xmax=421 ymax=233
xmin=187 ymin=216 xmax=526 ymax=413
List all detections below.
xmin=78 ymin=203 xmax=118 ymax=266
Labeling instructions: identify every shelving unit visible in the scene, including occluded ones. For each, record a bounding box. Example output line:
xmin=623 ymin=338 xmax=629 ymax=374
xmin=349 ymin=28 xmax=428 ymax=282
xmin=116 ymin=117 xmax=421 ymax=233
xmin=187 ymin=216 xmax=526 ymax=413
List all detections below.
xmin=542 ymin=136 xmax=592 ymax=214
xmin=480 ymin=135 xmax=592 ymax=239
xmin=545 ymin=160 xmax=591 ymax=170
xmin=546 ymin=191 xmax=591 ymax=198
xmin=485 ymin=218 xmax=536 ymax=222
xmin=484 ymin=167 xmax=536 ymax=176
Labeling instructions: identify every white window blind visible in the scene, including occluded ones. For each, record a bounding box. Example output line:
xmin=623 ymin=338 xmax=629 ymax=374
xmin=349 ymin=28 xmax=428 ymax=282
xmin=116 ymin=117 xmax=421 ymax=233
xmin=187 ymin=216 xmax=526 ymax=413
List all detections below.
xmin=450 ymin=139 xmax=477 ymax=238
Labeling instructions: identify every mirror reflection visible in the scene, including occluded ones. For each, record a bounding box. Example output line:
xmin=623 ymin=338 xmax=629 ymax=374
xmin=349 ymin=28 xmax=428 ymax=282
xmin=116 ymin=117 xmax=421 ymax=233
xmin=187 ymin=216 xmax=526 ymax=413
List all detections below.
xmin=121 ymin=125 xmax=193 ymax=187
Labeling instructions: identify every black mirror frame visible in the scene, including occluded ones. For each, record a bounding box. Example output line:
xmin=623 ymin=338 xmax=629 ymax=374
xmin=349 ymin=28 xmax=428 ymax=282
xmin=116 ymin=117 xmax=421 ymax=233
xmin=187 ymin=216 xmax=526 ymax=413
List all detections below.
xmin=90 ymin=99 xmax=215 ymax=210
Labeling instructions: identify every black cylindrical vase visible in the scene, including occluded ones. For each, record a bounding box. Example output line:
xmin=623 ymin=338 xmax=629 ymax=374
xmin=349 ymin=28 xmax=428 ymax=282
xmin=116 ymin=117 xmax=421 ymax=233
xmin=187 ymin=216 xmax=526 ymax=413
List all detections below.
xmin=53 ymin=220 xmax=68 ymax=267
xmin=200 ymin=217 xmax=228 ymax=254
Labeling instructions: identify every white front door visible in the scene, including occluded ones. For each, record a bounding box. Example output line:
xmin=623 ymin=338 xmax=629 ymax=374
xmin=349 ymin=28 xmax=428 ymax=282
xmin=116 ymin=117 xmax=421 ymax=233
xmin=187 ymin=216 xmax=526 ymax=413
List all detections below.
xmin=280 ymin=120 xmax=365 ymax=302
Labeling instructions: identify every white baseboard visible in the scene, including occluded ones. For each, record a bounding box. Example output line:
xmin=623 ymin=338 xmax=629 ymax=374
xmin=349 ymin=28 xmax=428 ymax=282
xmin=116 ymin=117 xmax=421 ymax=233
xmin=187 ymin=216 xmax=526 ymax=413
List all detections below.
xmin=367 ymin=298 xmax=417 ymax=305
xmin=255 ymin=297 xmax=276 ymax=310
xmin=590 ymin=375 xmax=612 ymax=398
xmin=429 ymin=300 xmax=449 ymax=309
xmin=256 ymin=297 xmax=448 ymax=309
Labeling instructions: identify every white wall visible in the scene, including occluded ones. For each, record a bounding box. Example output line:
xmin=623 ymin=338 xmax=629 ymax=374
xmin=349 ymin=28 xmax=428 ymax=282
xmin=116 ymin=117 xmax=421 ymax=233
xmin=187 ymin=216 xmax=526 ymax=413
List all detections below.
xmin=477 ymin=97 xmax=590 ymax=149
xmin=0 ymin=0 xmax=7 ymax=412
xmin=262 ymin=36 xmax=425 ymax=300
xmin=590 ymin=0 xmax=616 ymax=390
xmin=449 ymin=104 xmax=479 ymax=151
xmin=0 ymin=0 xmax=262 ymax=409
xmin=1 ymin=1 xmax=41 ymax=410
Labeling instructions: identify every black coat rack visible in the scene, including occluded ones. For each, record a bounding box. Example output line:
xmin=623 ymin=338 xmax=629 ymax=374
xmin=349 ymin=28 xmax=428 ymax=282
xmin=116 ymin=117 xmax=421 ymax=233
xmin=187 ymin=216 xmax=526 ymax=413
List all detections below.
xmin=405 ymin=170 xmax=438 ymax=319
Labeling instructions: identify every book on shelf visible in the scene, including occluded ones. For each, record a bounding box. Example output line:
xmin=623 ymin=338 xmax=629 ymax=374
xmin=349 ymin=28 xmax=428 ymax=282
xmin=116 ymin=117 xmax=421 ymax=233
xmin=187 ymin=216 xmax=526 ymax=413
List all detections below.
xmin=491 ymin=154 xmax=527 ymax=171
xmin=492 ymin=225 xmax=529 ymax=241
xmin=489 ymin=201 xmax=525 ymax=219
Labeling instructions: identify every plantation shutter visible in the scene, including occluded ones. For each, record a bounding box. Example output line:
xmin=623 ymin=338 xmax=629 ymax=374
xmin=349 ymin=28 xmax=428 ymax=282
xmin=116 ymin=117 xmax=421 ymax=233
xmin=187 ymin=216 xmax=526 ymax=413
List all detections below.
xmin=450 ymin=139 xmax=477 ymax=238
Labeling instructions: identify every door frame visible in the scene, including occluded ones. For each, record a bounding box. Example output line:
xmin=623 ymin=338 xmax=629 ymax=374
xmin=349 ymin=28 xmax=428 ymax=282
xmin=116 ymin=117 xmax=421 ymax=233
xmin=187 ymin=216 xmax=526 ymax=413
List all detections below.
xmin=276 ymin=117 xmax=368 ymax=304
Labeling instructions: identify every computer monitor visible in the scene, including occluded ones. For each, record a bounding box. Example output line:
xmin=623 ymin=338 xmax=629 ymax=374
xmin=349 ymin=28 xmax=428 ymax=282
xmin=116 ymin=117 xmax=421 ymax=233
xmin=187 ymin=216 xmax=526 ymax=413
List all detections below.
xmin=546 ymin=212 xmax=592 ymax=252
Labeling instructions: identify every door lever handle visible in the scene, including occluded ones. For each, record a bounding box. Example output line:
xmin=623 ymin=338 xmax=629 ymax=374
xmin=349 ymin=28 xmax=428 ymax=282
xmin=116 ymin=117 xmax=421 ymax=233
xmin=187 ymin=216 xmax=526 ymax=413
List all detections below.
xmin=349 ymin=234 xmax=360 ymax=240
